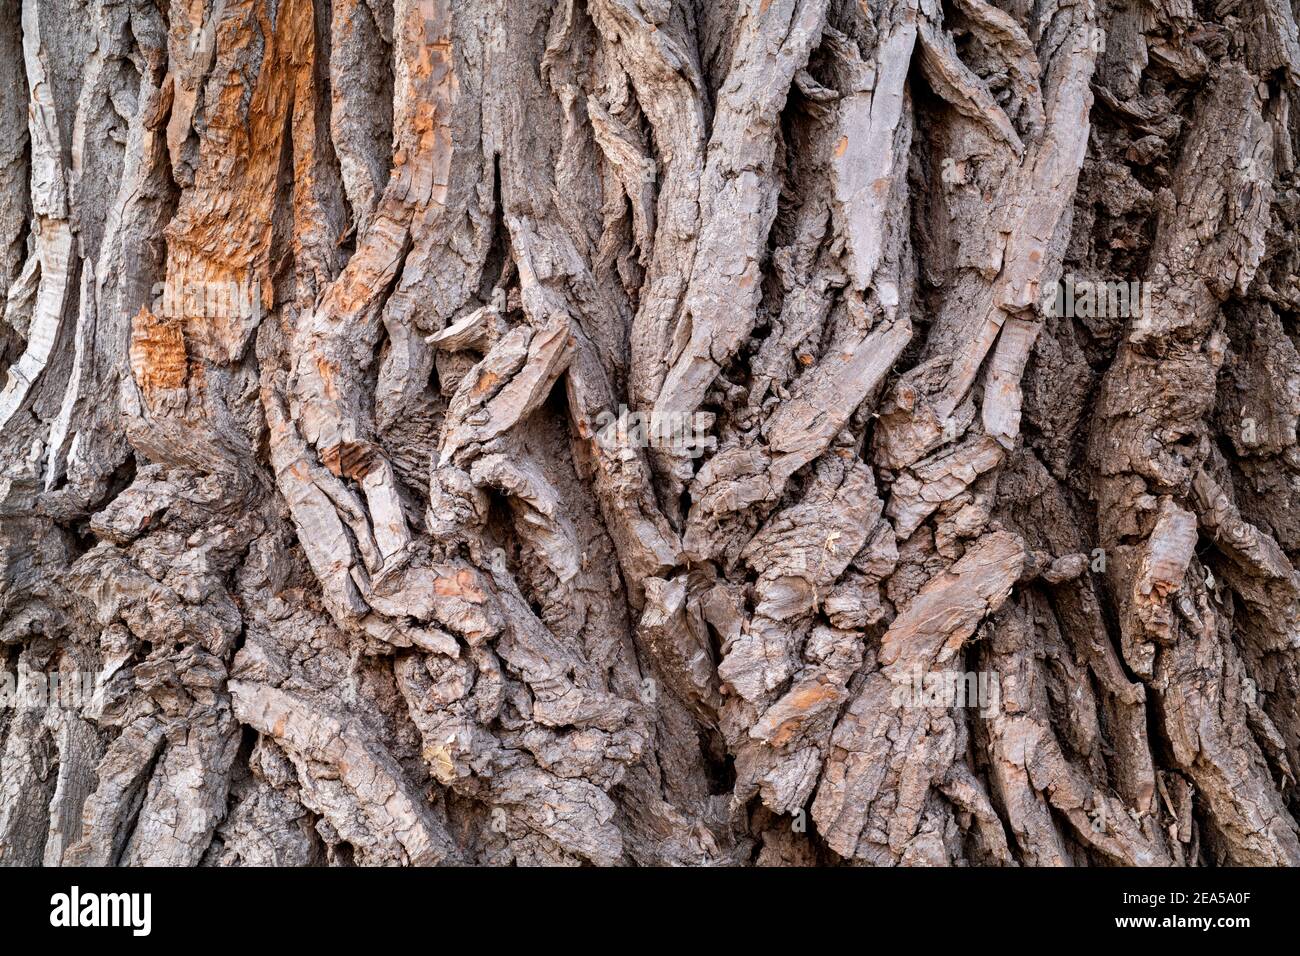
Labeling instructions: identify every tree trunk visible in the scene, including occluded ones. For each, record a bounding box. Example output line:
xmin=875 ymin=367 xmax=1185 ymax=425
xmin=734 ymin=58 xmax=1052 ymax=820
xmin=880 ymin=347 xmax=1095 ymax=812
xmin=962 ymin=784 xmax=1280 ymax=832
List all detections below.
xmin=2 ymin=0 xmax=1300 ymax=867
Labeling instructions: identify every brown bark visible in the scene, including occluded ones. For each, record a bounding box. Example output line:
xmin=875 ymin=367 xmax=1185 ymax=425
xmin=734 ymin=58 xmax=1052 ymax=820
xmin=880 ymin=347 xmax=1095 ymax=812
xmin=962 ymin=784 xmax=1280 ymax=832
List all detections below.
xmin=2 ymin=0 xmax=1300 ymax=866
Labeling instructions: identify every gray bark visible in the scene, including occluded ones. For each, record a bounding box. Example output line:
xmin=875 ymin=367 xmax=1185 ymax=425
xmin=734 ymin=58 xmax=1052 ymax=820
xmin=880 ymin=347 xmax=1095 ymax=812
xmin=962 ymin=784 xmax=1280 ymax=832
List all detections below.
xmin=2 ymin=0 xmax=1300 ymax=866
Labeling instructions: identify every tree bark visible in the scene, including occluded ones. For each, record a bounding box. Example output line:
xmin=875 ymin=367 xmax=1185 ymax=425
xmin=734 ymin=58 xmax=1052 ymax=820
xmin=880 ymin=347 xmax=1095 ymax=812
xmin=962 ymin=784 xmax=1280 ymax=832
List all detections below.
xmin=2 ymin=0 xmax=1300 ymax=867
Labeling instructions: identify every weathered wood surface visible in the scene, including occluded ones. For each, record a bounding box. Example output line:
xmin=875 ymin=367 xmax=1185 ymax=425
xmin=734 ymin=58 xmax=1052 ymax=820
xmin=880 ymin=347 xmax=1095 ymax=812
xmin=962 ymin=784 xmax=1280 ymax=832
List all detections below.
xmin=2 ymin=0 xmax=1300 ymax=866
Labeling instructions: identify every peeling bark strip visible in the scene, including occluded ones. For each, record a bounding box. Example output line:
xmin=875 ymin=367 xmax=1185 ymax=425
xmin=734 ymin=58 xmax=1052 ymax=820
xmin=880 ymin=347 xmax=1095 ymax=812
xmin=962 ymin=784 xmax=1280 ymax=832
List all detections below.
xmin=3 ymin=0 xmax=1300 ymax=870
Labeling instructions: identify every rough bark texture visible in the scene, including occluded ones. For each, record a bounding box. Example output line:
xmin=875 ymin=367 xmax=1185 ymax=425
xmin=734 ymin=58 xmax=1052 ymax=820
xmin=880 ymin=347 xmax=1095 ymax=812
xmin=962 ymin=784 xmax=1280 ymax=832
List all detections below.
xmin=2 ymin=0 xmax=1300 ymax=867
